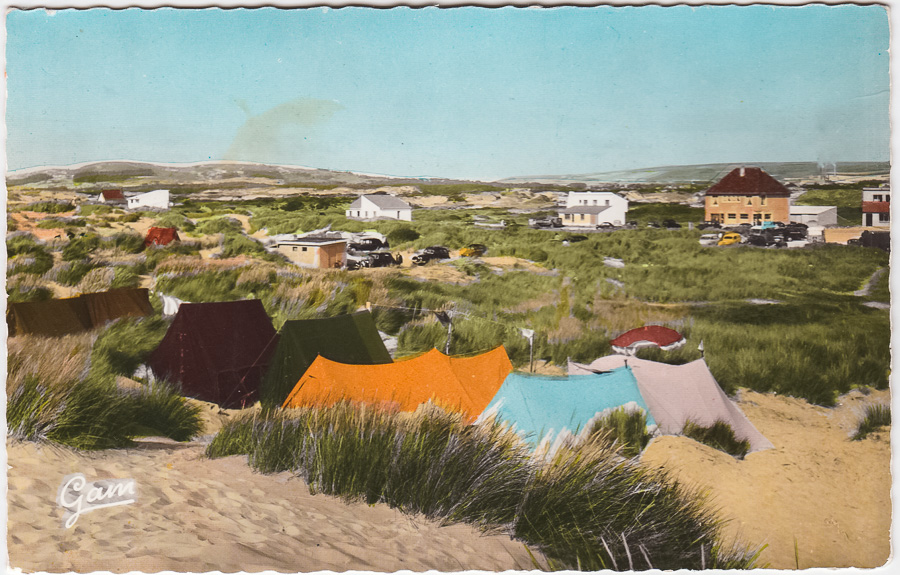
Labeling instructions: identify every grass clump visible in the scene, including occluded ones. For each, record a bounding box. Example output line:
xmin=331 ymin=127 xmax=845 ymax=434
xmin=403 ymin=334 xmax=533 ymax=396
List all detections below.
xmin=587 ymin=406 xmax=653 ymax=458
xmin=851 ymin=404 xmax=891 ymax=440
xmin=207 ymin=403 xmax=760 ymax=570
xmin=682 ymin=420 xmax=750 ymax=459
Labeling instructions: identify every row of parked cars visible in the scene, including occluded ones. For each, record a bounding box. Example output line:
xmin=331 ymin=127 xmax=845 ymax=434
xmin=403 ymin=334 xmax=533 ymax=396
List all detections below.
xmin=699 ymin=222 xmax=809 ymax=247
xmin=347 ymin=243 xmax=488 ymax=270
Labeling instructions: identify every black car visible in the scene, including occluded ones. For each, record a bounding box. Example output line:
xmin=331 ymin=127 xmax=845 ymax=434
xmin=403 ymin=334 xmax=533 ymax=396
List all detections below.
xmin=646 ymin=221 xmax=661 ymax=228
xmin=662 ymin=219 xmax=682 ymax=229
xmin=412 ymin=246 xmax=451 ymax=265
xmin=366 ymin=252 xmax=403 ymax=267
xmin=562 ymin=234 xmax=588 ymax=244
xmin=698 ymin=221 xmax=722 ymax=230
xmin=349 ymin=237 xmax=389 ymax=252
xmin=596 ymin=222 xmax=617 ymax=230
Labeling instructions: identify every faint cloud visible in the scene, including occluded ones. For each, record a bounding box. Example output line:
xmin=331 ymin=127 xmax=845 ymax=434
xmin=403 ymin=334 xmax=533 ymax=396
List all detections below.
xmin=224 ymin=98 xmax=343 ymax=165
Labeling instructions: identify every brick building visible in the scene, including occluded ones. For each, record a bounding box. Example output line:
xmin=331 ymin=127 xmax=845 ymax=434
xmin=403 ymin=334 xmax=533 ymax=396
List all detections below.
xmin=703 ymin=167 xmax=791 ymax=225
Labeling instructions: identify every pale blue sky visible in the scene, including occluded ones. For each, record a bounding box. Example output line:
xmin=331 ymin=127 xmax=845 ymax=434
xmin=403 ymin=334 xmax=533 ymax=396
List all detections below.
xmin=5 ymin=5 xmax=890 ymax=180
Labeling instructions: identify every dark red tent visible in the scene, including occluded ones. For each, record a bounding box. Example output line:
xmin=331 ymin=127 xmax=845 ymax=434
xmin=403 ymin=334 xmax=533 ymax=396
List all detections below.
xmin=144 ymin=227 xmax=180 ymax=247
xmin=610 ymin=326 xmax=686 ymax=355
xmin=148 ymin=300 xmax=278 ymax=408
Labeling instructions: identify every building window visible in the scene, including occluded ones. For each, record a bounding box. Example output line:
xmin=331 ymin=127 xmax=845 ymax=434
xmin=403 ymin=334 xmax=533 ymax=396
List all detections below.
xmin=605 ymin=199 xmax=610 ymax=206
xmin=302 ymin=247 xmax=308 ymax=252
xmin=874 ymin=195 xmax=883 ymax=202
xmin=712 ymin=198 xmax=718 ymax=206
xmin=292 ymin=246 xmax=298 ymax=252
xmin=740 ymin=214 xmax=749 ymax=220
xmin=593 ymin=200 xmax=598 ymax=205
xmin=879 ymin=213 xmax=890 ymax=222
xmin=764 ymin=213 xmax=772 ymax=220
xmin=747 ymin=198 xmax=753 ymax=206
xmin=727 ymin=213 xmax=737 ymax=220
xmin=886 ymin=195 xmax=891 ymax=202
xmin=580 ymin=214 xmax=585 ymax=221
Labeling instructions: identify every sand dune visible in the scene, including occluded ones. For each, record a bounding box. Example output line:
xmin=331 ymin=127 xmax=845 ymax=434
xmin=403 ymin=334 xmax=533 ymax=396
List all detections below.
xmin=7 ymin=440 xmax=538 ymax=573
xmin=641 ymin=388 xmax=892 ymax=569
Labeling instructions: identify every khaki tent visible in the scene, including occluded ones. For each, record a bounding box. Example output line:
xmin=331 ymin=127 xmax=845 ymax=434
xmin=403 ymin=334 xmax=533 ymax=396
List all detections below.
xmin=7 ymin=288 xmax=153 ymax=337
xmin=259 ymin=311 xmax=393 ymax=407
xmin=282 ymin=347 xmax=512 ymax=422
xmin=569 ymin=356 xmax=773 ymax=453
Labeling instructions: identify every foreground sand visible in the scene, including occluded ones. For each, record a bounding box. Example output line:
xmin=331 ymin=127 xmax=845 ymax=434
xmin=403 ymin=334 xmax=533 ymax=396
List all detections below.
xmin=641 ymin=388 xmax=892 ymax=569
xmin=7 ymin=440 xmax=539 ymax=573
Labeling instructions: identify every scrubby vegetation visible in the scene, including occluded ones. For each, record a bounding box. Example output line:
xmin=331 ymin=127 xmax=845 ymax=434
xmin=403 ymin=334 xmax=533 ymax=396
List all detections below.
xmin=851 ymin=403 xmax=891 ymax=440
xmin=207 ymin=403 xmax=760 ymax=570
xmin=587 ymin=406 xmax=653 ymax=457
xmin=682 ymin=420 xmax=751 ymax=459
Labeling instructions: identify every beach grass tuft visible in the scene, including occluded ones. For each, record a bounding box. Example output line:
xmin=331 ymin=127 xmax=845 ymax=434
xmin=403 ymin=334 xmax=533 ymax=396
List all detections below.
xmin=851 ymin=403 xmax=891 ymax=440
xmin=682 ymin=419 xmax=751 ymax=459
xmin=587 ymin=407 xmax=653 ymax=458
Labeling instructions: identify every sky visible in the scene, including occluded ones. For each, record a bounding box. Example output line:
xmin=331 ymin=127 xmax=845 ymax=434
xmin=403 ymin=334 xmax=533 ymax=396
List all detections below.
xmin=4 ymin=5 xmax=891 ymax=180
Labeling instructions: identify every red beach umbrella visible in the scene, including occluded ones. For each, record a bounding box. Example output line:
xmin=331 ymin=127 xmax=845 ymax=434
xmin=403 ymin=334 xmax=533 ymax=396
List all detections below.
xmin=610 ymin=326 xmax=686 ymax=356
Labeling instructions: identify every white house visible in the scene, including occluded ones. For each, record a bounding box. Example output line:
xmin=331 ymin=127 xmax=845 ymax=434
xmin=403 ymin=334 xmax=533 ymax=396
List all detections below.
xmin=862 ymin=186 xmax=891 ymax=227
xmin=789 ymin=206 xmax=838 ymax=227
xmin=97 ymin=190 xmax=126 ymax=204
xmin=346 ymin=194 xmax=413 ymax=221
xmin=559 ymin=191 xmax=628 ymax=227
xmin=127 ymin=189 xmax=171 ymax=210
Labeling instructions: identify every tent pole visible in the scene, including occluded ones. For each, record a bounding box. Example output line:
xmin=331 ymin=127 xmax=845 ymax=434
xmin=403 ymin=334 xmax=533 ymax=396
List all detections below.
xmin=529 ymin=335 xmax=534 ymax=373
xmin=445 ymin=310 xmax=453 ymax=355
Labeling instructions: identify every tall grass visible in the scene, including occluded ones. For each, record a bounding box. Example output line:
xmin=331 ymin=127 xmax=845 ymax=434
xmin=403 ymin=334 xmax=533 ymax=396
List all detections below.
xmin=851 ymin=404 xmax=891 ymax=440
xmin=587 ymin=407 xmax=653 ymax=458
xmin=207 ymin=403 xmax=760 ymax=570
xmin=682 ymin=420 xmax=750 ymax=459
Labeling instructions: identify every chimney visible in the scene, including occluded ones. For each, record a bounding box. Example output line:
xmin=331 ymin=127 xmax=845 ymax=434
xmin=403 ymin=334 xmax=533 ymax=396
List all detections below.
xmin=740 ymin=167 xmax=745 ymax=177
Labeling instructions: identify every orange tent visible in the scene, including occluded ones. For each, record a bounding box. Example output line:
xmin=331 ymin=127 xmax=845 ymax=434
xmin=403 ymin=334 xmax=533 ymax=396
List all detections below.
xmin=282 ymin=347 xmax=512 ymax=421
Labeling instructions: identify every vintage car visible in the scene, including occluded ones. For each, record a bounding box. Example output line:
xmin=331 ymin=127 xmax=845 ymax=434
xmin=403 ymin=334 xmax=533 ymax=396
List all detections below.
xmin=459 ymin=243 xmax=487 ymax=257
xmin=411 ymin=246 xmax=451 ymax=265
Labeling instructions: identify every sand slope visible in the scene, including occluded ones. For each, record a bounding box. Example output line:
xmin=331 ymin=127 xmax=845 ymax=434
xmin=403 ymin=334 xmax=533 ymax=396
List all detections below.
xmin=640 ymin=388 xmax=892 ymax=569
xmin=7 ymin=440 xmax=538 ymax=573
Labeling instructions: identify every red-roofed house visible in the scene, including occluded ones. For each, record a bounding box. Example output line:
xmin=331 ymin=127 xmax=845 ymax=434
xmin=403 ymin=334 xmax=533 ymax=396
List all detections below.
xmin=144 ymin=227 xmax=180 ymax=247
xmin=704 ymin=167 xmax=791 ymax=225
xmin=97 ymin=189 xmax=126 ymax=204
xmin=862 ymin=186 xmax=890 ymax=227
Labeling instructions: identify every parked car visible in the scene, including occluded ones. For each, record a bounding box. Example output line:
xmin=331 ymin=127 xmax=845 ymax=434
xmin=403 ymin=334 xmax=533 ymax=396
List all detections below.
xmin=412 ymin=246 xmax=451 ymax=265
xmin=646 ymin=221 xmax=661 ymax=228
xmin=662 ymin=219 xmax=682 ymax=229
xmin=596 ymin=222 xmax=617 ymax=230
xmin=717 ymin=232 xmax=743 ymax=246
xmin=529 ymin=216 xmax=563 ymax=228
xmin=561 ymin=234 xmax=588 ymax=244
xmin=349 ymin=237 xmax=389 ymax=252
xmin=460 ymin=243 xmax=487 ymax=257
xmin=698 ymin=221 xmax=722 ymax=230
xmin=368 ymin=252 xmax=403 ymax=267
xmin=745 ymin=234 xmax=785 ymax=248
xmin=698 ymin=233 xmax=722 ymax=246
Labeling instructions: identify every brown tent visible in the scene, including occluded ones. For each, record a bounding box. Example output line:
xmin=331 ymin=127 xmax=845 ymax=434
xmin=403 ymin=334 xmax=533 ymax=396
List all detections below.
xmin=148 ymin=300 xmax=278 ymax=408
xmin=7 ymin=288 xmax=153 ymax=337
xmin=144 ymin=227 xmax=180 ymax=247
xmin=80 ymin=288 xmax=155 ymax=327
xmin=7 ymin=298 xmax=93 ymax=337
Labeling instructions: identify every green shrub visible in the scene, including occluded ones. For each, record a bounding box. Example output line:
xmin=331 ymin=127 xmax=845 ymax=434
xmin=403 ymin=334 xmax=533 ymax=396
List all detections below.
xmin=106 ymin=233 xmax=145 ymax=254
xmin=194 ymin=216 xmax=243 ymax=235
xmin=682 ymin=420 xmax=750 ymax=459
xmin=111 ymin=266 xmax=141 ymax=289
xmin=7 ymin=235 xmax=54 ymax=276
xmin=221 ymin=232 xmax=267 ymax=258
xmin=89 ymin=317 xmax=170 ymax=380
xmin=128 ymin=382 xmax=204 ymax=441
xmin=587 ymin=407 xmax=652 ymax=457
xmin=62 ymin=234 xmax=101 ymax=261
xmin=852 ymin=404 xmax=890 ymax=440
xmin=387 ymin=226 xmax=421 ymax=246
xmin=56 ymin=261 xmax=95 ymax=286
xmin=23 ymin=201 xmax=75 ymax=214
xmin=45 ymin=376 xmax=138 ymax=450
xmin=7 ymin=376 xmax=66 ymax=442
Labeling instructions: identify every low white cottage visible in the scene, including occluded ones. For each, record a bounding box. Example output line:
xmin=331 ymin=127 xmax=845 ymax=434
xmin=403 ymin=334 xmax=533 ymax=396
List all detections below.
xmin=127 ymin=189 xmax=171 ymax=210
xmin=559 ymin=191 xmax=628 ymax=227
xmin=346 ymin=194 xmax=412 ymax=221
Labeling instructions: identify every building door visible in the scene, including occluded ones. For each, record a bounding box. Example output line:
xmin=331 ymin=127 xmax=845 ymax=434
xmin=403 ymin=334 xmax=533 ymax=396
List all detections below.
xmin=866 ymin=213 xmax=873 ymax=226
xmin=753 ymin=213 xmax=762 ymax=224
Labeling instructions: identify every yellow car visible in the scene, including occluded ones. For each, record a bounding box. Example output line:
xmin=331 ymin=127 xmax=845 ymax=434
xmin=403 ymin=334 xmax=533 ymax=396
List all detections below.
xmin=717 ymin=232 xmax=742 ymax=246
xmin=460 ymin=243 xmax=487 ymax=257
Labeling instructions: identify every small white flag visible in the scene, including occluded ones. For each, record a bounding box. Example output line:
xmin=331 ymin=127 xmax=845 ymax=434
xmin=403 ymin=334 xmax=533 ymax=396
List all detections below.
xmin=698 ymin=340 xmax=705 ymax=352
xmin=520 ymin=328 xmax=535 ymax=341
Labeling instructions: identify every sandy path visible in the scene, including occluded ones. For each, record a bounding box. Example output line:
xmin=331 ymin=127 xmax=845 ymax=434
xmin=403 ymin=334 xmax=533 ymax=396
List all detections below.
xmin=641 ymin=388 xmax=891 ymax=569
xmin=7 ymin=440 xmax=538 ymax=573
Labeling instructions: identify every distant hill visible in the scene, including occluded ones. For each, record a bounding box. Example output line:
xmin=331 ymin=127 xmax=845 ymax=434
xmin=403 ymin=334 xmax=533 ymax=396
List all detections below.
xmin=499 ymin=162 xmax=891 ymax=185
xmin=5 ymin=160 xmax=479 ymax=191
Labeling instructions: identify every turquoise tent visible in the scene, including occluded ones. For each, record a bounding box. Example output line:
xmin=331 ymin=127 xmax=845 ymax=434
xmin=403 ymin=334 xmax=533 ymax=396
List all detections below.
xmin=480 ymin=367 xmax=654 ymax=448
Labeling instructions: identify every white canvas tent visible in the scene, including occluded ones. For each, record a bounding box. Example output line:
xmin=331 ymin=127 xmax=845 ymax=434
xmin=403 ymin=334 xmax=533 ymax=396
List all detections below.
xmin=568 ymin=355 xmax=773 ymax=453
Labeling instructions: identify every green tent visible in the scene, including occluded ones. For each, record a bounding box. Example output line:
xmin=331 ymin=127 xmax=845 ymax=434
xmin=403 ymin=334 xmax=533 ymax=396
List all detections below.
xmin=259 ymin=310 xmax=393 ymax=407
